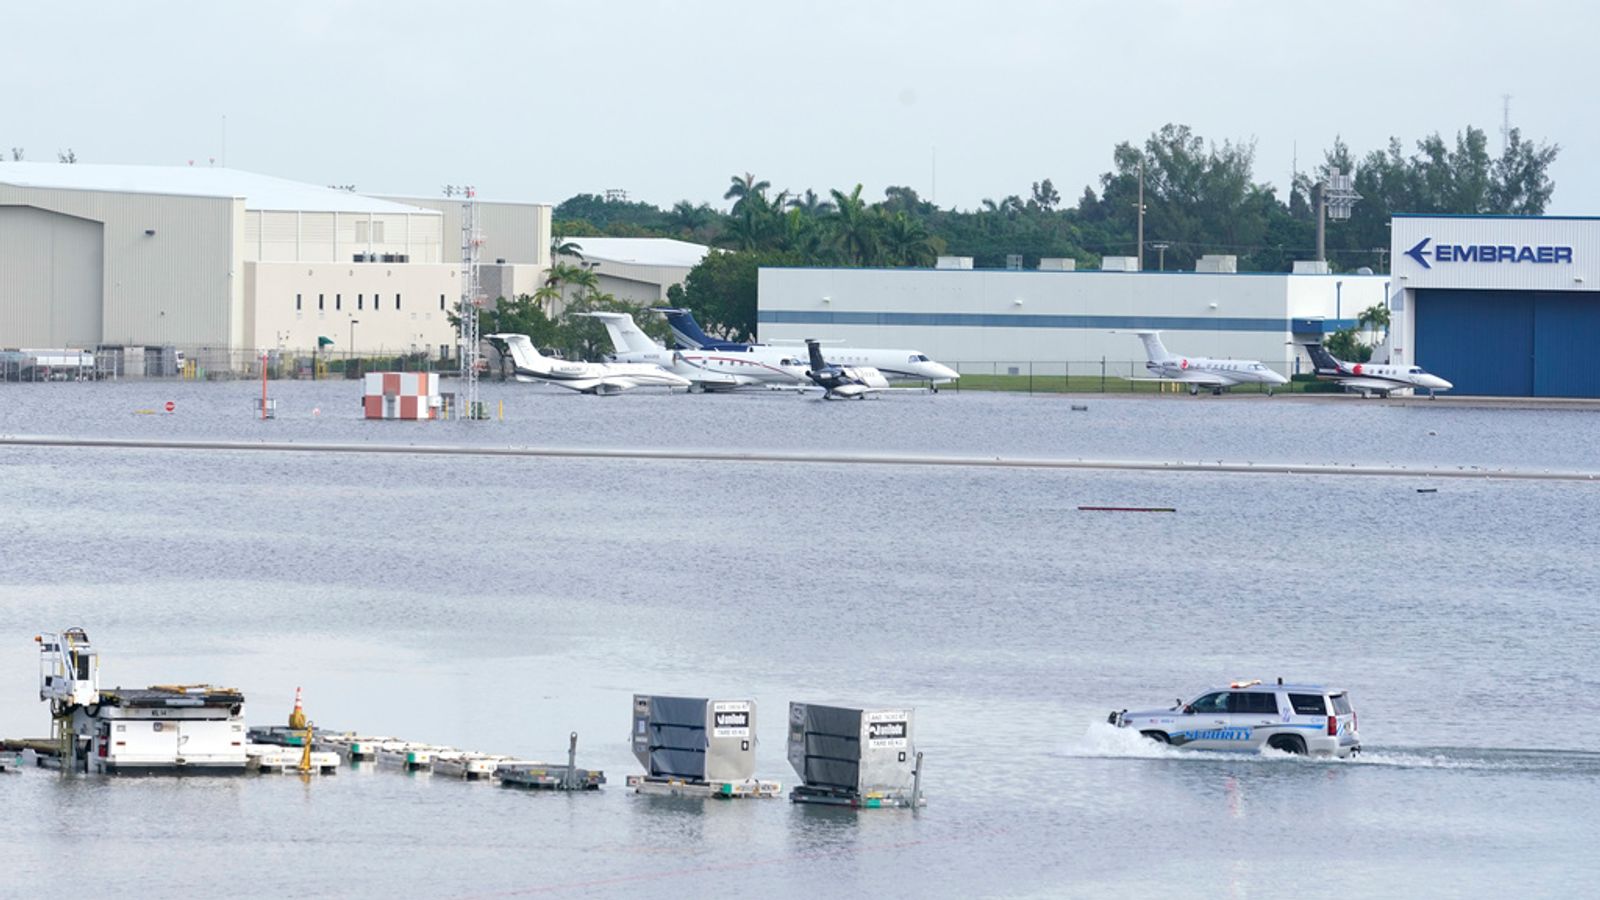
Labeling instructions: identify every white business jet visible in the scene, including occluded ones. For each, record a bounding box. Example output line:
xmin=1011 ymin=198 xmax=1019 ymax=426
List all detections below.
xmin=660 ymin=308 xmax=961 ymax=388
xmin=484 ymin=333 xmax=690 ymax=394
xmin=1303 ymin=343 xmax=1452 ymax=398
xmin=1131 ymin=331 xmax=1289 ymax=395
xmin=582 ymin=312 xmax=808 ymax=392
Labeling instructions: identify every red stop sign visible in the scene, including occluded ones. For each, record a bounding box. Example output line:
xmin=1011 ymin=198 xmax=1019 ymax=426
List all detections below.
xmin=164 ymin=401 xmax=175 ymax=412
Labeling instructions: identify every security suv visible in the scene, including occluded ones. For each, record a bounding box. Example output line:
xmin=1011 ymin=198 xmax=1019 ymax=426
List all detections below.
xmin=1108 ymin=680 xmax=1360 ymax=757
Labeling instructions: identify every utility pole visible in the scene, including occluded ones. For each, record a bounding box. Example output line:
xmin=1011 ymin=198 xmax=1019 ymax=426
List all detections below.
xmin=1135 ymin=160 xmax=1146 ymax=271
xmin=1501 ymin=94 xmax=1513 ymax=153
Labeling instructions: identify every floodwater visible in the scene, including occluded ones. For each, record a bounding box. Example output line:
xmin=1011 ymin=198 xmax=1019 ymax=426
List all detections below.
xmin=2 ymin=382 xmax=1598 ymax=898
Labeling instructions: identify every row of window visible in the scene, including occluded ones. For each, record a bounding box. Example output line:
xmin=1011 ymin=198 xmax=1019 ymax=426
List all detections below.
xmin=1188 ymin=691 xmax=1329 ymax=715
xmin=296 ymin=293 xmax=450 ymax=312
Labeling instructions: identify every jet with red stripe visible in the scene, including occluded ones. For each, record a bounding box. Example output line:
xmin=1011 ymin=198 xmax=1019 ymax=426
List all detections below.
xmin=1303 ymin=343 xmax=1452 ymax=398
xmin=1131 ymin=331 xmax=1289 ymax=396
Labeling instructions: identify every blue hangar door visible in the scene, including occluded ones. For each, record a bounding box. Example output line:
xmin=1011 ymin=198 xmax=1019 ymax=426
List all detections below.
xmin=1414 ymin=289 xmax=1600 ymax=397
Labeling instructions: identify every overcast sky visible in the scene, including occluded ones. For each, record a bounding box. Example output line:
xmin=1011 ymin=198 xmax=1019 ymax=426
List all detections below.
xmin=6 ymin=0 xmax=1593 ymax=214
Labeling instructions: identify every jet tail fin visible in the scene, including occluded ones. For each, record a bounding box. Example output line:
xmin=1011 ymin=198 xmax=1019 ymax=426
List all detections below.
xmin=656 ymin=308 xmax=718 ymax=350
xmin=1303 ymin=342 xmax=1343 ymax=373
xmin=583 ymin=312 xmax=661 ymax=354
xmin=1133 ymin=331 xmax=1172 ymax=362
xmin=484 ymin=333 xmax=545 ymax=374
xmin=805 ymin=338 xmax=827 ymax=372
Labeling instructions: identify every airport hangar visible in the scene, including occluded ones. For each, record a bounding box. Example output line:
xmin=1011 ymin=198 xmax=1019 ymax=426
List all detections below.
xmin=757 ymin=256 xmax=1389 ymax=380
xmin=1389 ymin=215 xmax=1600 ymax=397
xmin=0 ymin=162 xmax=552 ymax=367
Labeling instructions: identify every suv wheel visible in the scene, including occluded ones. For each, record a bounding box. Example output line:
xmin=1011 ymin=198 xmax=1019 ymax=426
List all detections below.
xmin=1141 ymin=731 xmax=1170 ymax=744
xmin=1267 ymin=734 xmax=1306 ymax=755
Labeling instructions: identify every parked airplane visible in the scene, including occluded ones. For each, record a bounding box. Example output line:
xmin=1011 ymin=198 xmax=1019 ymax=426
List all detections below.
xmin=658 ymin=308 xmax=961 ymax=388
xmin=1303 ymin=343 xmax=1452 ymax=398
xmin=484 ymin=333 xmax=691 ymax=394
xmin=1131 ymin=331 xmax=1289 ymax=395
xmin=805 ymin=338 xmax=888 ymax=400
xmin=583 ymin=312 xmax=808 ymax=391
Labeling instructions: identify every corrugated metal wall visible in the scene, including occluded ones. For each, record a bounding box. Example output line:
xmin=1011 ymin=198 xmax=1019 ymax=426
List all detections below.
xmin=0 ymin=205 xmax=103 ymax=346
xmin=1415 ymin=289 xmax=1600 ymax=396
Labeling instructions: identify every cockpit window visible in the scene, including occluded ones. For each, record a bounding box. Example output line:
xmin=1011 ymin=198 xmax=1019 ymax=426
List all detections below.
xmin=1408 ymin=367 xmax=1424 ymax=374
xmin=909 ymin=354 xmax=929 ymax=363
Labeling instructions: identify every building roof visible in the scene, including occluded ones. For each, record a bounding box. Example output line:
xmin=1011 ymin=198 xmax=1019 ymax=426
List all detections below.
xmin=0 ymin=162 xmax=438 ymax=215
xmin=562 ymin=237 xmax=711 ymax=269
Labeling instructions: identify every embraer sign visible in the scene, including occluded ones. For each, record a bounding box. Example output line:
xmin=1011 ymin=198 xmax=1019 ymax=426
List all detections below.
xmin=1405 ymin=237 xmax=1573 ymax=269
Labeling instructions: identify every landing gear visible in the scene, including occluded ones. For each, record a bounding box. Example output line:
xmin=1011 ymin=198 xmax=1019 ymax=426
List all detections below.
xmin=1189 ymin=385 xmax=1200 ymax=396
xmin=1211 ymin=387 xmax=1223 ymax=396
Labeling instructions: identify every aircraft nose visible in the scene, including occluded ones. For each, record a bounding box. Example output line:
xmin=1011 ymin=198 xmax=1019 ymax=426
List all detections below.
xmin=1268 ymin=370 xmax=1290 ymax=384
xmin=929 ymin=363 xmax=960 ymax=381
xmin=1429 ymin=376 xmax=1453 ymax=390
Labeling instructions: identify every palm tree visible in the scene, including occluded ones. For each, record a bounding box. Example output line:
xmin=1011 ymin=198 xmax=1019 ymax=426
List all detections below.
xmin=829 ymin=184 xmax=880 ymax=266
xmin=788 ymin=189 xmax=835 ymax=217
xmin=1358 ymin=303 xmax=1391 ymax=347
xmin=879 ymin=212 xmax=936 ymax=267
xmin=723 ymin=172 xmax=771 ymax=214
xmin=551 ymin=235 xmax=584 ymax=261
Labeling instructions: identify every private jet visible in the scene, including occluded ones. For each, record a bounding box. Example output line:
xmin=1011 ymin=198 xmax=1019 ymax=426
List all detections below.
xmin=1303 ymin=343 xmax=1452 ymax=398
xmin=1131 ymin=331 xmax=1289 ymax=395
xmin=659 ymin=308 xmax=961 ymax=388
xmin=582 ymin=311 xmax=808 ymax=392
xmin=805 ymin=338 xmax=888 ymax=400
xmin=484 ymin=333 xmax=691 ymax=394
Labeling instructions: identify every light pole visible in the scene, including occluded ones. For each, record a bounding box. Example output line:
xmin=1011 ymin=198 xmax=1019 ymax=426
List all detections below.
xmin=349 ymin=319 xmax=359 ymax=370
xmin=1149 ymin=241 xmax=1171 ymax=272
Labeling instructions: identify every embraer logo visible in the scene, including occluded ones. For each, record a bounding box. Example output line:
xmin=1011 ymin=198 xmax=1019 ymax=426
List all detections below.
xmin=1405 ymin=237 xmax=1573 ymax=270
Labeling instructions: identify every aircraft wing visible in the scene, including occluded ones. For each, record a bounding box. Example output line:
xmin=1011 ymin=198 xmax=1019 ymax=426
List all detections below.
xmin=1162 ymin=371 xmax=1231 ymax=386
xmin=1335 ymin=376 xmax=1402 ymax=391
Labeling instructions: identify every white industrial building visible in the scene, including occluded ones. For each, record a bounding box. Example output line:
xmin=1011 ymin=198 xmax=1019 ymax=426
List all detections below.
xmin=1389 ymin=215 xmax=1600 ymax=396
xmin=0 ymin=163 xmax=551 ymax=367
xmin=757 ymin=260 xmax=1388 ymax=378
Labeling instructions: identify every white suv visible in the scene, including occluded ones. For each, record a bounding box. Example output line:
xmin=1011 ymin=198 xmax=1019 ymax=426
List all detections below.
xmin=1108 ymin=680 xmax=1360 ymax=757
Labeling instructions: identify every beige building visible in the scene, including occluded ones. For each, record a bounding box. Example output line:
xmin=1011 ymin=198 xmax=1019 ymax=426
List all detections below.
xmin=556 ymin=237 xmax=711 ymax=312
xmin=0 ymin=163 xmax=552 ymax=364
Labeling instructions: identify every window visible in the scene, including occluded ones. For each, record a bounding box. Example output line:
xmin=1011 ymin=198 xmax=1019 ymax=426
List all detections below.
xmin=1188 ymin=692 xmax=1227 ymax=714
xmin=355 ymin=220 xmax=369 ymax=243
xmin=440 ymin=293 xmax=447 ymax=311
xmin=1230 ymin=692 xmax=1279 ymax=715
xmin=1330 ymin=693 xmax=1353 ymax=715
xmin=318 ymin=294 xmax=324 ymax=311
xmin=395 ymin=293 xmax=401 ymax=310
xmin=1288 ymin=694 xmax=1326 ymax=716
xmin=295 ymin=293 xmax=302 ymax=311
xmin=372 ymin=221 xmax=385 ymax=243
xmin=335 ymin=294 xmax=341 ymax=311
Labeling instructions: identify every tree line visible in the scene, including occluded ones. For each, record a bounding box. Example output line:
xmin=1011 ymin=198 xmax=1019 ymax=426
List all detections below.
xmin=545 ymin=122 xmax=1558 ymax=343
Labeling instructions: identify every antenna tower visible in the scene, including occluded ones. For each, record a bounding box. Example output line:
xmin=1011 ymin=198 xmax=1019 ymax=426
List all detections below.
xmin=1500 ymin=94 xmax=1512 ymax=153
xmin=458 ymin=186 xmax=484 ymax=419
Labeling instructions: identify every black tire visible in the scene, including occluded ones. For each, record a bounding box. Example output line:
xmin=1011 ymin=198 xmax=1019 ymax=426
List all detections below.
xmin=1267 ymin=734 xmax=1306 ymax=755
xmin=1141 ymin=730 xmax=1170 ymax=744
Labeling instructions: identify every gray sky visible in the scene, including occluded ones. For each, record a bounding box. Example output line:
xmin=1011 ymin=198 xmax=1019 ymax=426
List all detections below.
xmin=7 ymin=0 xmax=1593 ymax=213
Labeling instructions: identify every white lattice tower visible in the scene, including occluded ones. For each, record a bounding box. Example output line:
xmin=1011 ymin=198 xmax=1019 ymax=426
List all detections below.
xmin=458 ymin=187 xmax=484 ymax=417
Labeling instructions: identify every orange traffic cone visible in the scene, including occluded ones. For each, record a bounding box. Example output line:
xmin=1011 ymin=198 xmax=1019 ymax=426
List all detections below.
xmin=288 ymin=686 xmax=308 ymax=730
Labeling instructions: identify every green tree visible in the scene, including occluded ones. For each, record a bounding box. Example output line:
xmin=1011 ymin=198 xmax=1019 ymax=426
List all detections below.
xmin=1325 ymin=327 xmax=1372 ymax=363
xmin=829 ymin=184 xmax=880 ymax=265
xmin=669 ymin=249 xmax=799 ymax=343
xmin=1357 ymin=304 xmax=1391 ymax=347
xmin=879 ymin=211 xmax=938 ymax=266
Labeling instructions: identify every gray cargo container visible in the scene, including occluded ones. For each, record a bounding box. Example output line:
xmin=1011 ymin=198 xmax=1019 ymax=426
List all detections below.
xmin=631 ymin=694 xmax=756 ymax=783
xmin=787 ymin=702 xmax=917 ymax=798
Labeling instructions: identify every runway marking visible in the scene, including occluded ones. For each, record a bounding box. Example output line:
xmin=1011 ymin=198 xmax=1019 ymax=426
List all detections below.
xmin=3 ymin=435 xmax=1597 ymax=482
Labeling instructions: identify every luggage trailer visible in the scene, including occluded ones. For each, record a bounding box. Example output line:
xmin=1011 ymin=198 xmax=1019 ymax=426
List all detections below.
xmin=787 ymin=703 xmax=924 ymax=808
xmin=627 ymin=694 xmax=780 ymax=798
